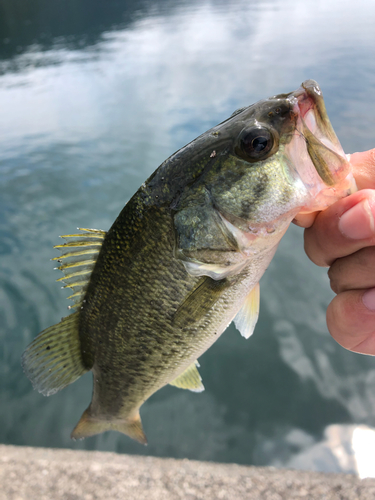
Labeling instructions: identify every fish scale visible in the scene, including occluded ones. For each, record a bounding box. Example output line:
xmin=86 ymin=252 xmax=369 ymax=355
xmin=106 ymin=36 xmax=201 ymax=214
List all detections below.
xmin=86 ymin=197 xmax=262 ymax=424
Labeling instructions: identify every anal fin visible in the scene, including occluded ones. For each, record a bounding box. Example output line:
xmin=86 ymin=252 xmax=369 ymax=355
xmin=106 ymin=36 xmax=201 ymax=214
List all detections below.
xmin=169 ymin=361 xmax=204 ymax=392
xmin=234 ymin=283 xmax=260 ymax=339
xmin=71 ymin=409 xmax=147 ymax=445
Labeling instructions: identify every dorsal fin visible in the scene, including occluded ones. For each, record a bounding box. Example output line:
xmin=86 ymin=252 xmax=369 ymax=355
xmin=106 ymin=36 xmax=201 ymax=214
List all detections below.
xmin=52 ymin=228 xmax=106 ymax=308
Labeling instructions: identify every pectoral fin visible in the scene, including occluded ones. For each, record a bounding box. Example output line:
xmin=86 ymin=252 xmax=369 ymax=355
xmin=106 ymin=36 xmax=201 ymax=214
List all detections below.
xmin=169 ymin=361 xmax=204 ymax=392
xmin=173 ymin=276 xmax=233 ymax=327
xmin=234 ymin=283 xmax=260 ymax=339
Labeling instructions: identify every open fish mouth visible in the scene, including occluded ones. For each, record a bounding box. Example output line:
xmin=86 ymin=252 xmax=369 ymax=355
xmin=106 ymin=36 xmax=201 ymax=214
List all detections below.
xmin=278 ymin=80 xmax=356 ymax=211
xmin=288 ymin=80 xmax=350 ymax=187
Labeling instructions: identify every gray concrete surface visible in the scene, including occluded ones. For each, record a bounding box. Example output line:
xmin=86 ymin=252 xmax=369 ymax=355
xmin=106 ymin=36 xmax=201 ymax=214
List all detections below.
xmin=1 ymin=444 xmax=375 ymax=500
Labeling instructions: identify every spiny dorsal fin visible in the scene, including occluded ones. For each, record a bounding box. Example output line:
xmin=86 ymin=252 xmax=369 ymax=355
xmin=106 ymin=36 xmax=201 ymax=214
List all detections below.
xmin=71 ymin=409 xmax=147 ymax=445
xmin=21 ymin=312 xmax=89 ymax=396
xmin=233 ymin=283 xmax=260 ymax=339
xmin=169 ymin=360 xmax=204 ymax=392
xmin=53 ymin=228 xmax=106 ymax=309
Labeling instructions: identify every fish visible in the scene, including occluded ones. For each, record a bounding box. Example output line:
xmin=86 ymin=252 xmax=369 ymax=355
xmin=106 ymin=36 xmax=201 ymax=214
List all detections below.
xmin=22 ymin=80 xmax=356 ymax=444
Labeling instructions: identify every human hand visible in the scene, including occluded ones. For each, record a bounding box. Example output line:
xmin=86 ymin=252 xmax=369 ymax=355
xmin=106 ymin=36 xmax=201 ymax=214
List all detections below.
xmin=294 ymin=149 xmax=375 ymax=355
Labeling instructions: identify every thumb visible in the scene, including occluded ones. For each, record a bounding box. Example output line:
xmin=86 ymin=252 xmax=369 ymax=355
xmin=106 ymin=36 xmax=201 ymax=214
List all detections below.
xmin=304 ymin=189 xmax=375 ymax=267
xmin=293 ymin=148 xmax=375 ymax=229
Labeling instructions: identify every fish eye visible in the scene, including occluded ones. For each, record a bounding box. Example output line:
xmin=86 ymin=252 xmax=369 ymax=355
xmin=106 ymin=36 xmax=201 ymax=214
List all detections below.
xmin=237 ymin=126 xmax=275 ymax=161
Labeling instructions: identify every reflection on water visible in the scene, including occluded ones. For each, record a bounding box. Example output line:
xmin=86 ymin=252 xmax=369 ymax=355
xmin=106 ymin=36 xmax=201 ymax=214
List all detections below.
xmin=1 ymin=0 xmax=375 ymax=474
xmin=284 ymin=424 xmax=375 ymax=479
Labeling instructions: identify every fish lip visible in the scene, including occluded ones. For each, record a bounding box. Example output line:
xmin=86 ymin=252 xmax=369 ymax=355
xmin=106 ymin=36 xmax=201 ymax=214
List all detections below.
xmin=286 ymin=79 xmax=345 ymax=157
xmin=287 ymin=80 xmax=338 ymax=144
xmin=287 ymin=80 xmax=322 ymax=125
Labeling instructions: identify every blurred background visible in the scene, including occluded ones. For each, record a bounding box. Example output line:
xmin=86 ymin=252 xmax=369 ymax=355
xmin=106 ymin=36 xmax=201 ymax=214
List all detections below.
xmin=1 ymin=0 xmax=375 ymax=477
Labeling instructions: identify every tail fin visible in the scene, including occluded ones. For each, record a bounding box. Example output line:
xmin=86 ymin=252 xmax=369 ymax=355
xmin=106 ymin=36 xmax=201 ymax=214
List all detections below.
xmin=71 ymin=408 xmax=147 ymax=445
xmin=21 ymin=312 xmax=88 ymax=396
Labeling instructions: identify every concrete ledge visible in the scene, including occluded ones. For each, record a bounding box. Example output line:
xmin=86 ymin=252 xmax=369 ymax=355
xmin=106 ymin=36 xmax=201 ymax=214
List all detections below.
xmin=1 ymin=444 xmax=375 ymax=500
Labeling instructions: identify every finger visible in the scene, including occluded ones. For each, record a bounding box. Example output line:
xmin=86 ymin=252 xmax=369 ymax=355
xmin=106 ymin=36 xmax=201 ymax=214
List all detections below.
xmin=292 ymin=149 xmax=375 ymax=229
xmin=328 ymin=247 xmax=375 ymax=294
xmin=327 ymin=288 xmax=375 ymax=355
xmin=350 ymin=149 xmax=375 ymax=190
xmin=292 ymin=212 xmax=319 ymax=228
xmin=304 ymin=189 xmax=375 ymax=267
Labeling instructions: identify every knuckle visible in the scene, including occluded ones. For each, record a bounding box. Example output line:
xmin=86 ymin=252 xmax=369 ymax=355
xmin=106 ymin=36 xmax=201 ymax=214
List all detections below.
xmin=303 ymin=228 xmax=330 ymax=267
xmin=328 ymin=259 xmax=345 ymax=294
xmin=356 ymin=246 xmax=375 ymax=267
xmin=328 ymin=275 xmax=340 ymax=294
xmin=326 ymin=299 xmax=343 ymax=343
xmin=326 ymin=294 xmax=354 ymax=349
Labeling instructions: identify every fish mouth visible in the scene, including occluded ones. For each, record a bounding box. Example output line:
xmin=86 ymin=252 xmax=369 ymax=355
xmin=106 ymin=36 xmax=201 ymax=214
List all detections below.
xmin=278 ymin=80 xmax=356 ymax=213
xmin=278 ymin=80 xmax=357 ymax=212
xmin=287 ymin=79 xmax=351 ymax=187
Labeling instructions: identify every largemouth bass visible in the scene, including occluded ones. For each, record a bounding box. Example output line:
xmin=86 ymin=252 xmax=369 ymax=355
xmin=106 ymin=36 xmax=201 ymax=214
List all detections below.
xmin=22 ymin=80 xmax=355 ymax=444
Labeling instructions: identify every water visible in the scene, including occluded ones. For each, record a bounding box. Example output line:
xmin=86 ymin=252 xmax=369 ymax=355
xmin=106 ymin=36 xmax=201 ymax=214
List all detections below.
xmin=1 ymin=0 xmax=375 ymax=475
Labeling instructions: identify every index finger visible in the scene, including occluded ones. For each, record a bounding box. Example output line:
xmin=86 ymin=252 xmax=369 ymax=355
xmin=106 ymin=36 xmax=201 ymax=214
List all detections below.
xmin=304 ymin=189 xmax=375 ymax=267
xmin=293 ymin=149 xmax=375 ymax=229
